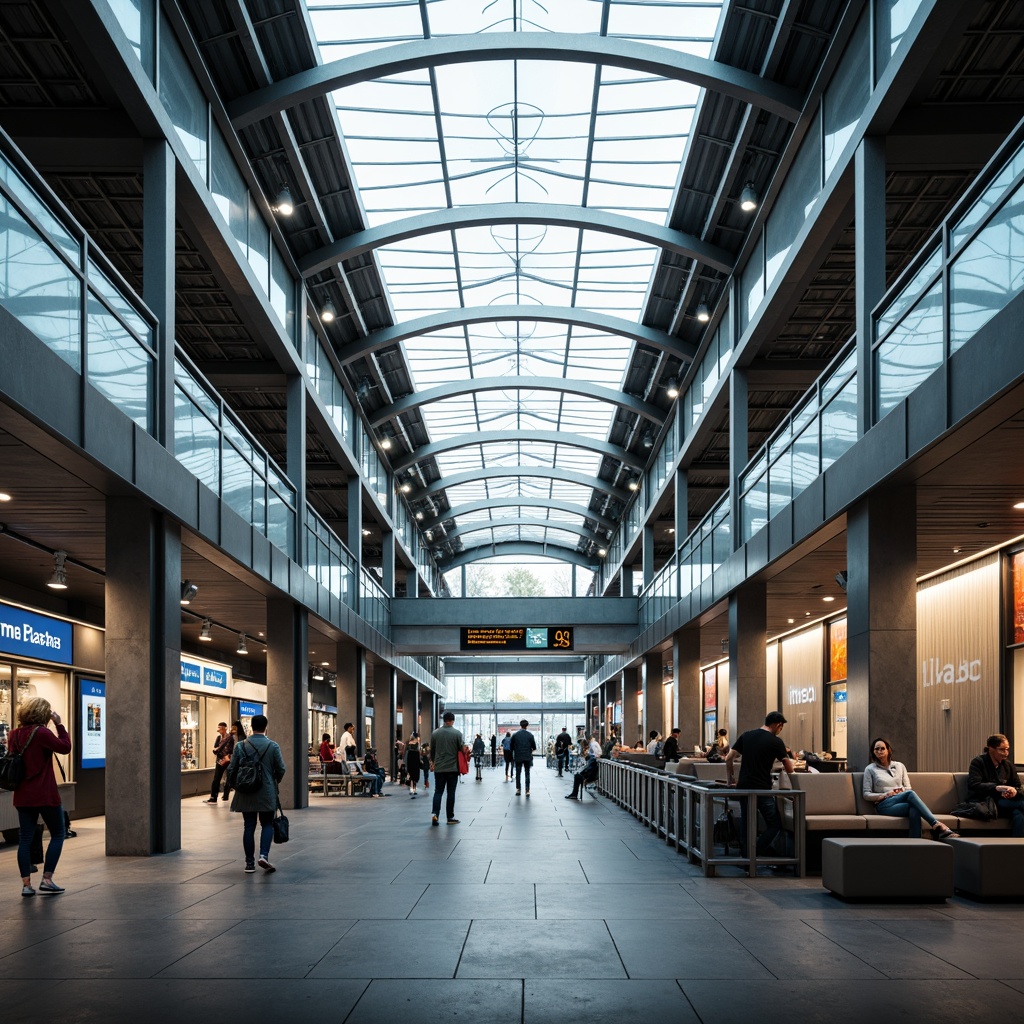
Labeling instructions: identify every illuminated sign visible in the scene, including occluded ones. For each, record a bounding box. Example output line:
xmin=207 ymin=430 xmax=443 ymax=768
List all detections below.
xmin=0 ymin=602 xmax=73 ymax=665
xmin=460 ymin=626 xmax=574 ymax=651
xmin=79 ymin=678 xmax=106 ymax=769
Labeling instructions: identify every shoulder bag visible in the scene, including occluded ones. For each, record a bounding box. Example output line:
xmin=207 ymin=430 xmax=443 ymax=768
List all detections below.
xmin=272 ymin=786 xmax=289 ymax=844
xmin=0 ymin=727 xmax=40 ymax=791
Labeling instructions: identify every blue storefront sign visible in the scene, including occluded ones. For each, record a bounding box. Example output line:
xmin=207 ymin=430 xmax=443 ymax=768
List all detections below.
xmin=238 ymin=701 xmax=263 ymax=719
xmin=203 ymin=666 xmax=228 ymax=690
xmin=0 ymin=602 xmax=73 ymax=665
xmin=180 ymin=660 xmax=201 ymax=687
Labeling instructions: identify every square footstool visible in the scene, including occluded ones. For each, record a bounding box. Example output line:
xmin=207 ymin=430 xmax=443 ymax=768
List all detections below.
xmin=948 ymin=837 xmax=1024 ymax=899
xmin=822 ymin=837 xmax=953 ymax=901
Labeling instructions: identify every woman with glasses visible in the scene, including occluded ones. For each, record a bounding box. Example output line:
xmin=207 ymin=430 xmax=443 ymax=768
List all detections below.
xmin=863 ymin=737 xmax=958 ymax=839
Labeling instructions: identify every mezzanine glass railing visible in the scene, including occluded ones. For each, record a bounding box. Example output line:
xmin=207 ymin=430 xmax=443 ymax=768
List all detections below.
xmin=0 ymin=133 xmax=156 ymax=432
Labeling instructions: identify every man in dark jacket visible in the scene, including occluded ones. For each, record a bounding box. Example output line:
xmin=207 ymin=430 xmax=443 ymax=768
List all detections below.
xmin=227 ymin=714 xmax=286 ymax=873
xmin=510 ymin=719 xmax=537 ymax=796
xmin=205 ymin=722 xmax=234 ymax=803
xmin=661 ymin=728 xmax=682 ymax=762
xmin=968 ymin=733 xmax=1024 ymax=836
xmin=554 ymin=727 xmax=573 ymax=776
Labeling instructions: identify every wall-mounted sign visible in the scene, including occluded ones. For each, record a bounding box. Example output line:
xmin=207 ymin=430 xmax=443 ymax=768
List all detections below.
xmin=460 ymin=626 xmax=573 ymax=651
xmin=180 ymin=656 xmax=231 ymax=692
xmin=0 ymin=602 xmax=73 ymax=665
xmin=79 ymin=678 xmax=106 ymax=769
xmin=237 ymin=701 xmax=263 ymax=719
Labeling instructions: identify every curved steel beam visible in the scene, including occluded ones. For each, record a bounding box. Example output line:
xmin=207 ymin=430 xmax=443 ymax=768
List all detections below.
xmin=426 ymin=498 xmax=618 ymax=533
xmin=300 ymin=203 xmax=731 ymax=277
xmin=436 ymin=540 xmax=599 ymax=571
xmin=228 ymin=34 xmax=803 ymax=129
xmin=338 ymin=305 xmax=697 ymax=368
xmin=370 ymin=376 xmax=663 ymax=429
xmin=411 ymin=466 xmax=632 ymax=504
xmin=441 ymin=517 xmax=606 ymax=545
xmin=393 ymin=430 xmax=643 ymax=474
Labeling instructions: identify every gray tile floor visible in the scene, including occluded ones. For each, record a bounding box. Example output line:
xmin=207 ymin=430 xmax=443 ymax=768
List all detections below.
xmin=3 ymin=764 xmax=1024 ymax=1022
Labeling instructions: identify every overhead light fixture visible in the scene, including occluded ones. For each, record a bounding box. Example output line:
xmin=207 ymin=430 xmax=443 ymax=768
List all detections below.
xmin=834 ymin=570 xmax=848 ymax=592
xmin=47 ymin=550 xmax=68 ymax=590
xmin=400 ymin=481 xmax=412 ymax=494
xmin=0 ymin=492 xmax=11 ymax=502
xmin=236 ymin=633 xmax=248 ymax=655
xmin=320 ymin=300 xmax=336 ymax=323
xmin=356 ymin=377 xmax=372 ymax=402
xmin=415 ymin=510 xmax=424 ymax=521
xmin=312 ymin=663 xmax=324 ymax=681
xmin=666 ymin=377 xmax=679 ymax=399
xmin=597 ymin=547 xmax=607 ymax=557
xmin=328 ymin=672 xmax=337 ymax=688
xmin=425 ymin=529 xmax=433 ymax=541
xmin=362 ymin=528 xmax=371 ymax=537
xmin=696 ymin=299 xmax=710 ymax=323
xmin=628 ymin=477 xmax=639 ymax=492
xmin=179 ymin=580 xmax=198 ymax=605
xmin=822 ymin=596 xmax=835 ymax=603
xmin=740 ymin=181 xmax=758 ymax=212
xmin=379 ymin=432 xmax=392 ymax=451
xmin=274 ymin=184 xmax=294 ymax=216
xmin=199 ymin=618 xmax=213 ymax=641
xmin=642 ymin=430 xmax=653 ymax=449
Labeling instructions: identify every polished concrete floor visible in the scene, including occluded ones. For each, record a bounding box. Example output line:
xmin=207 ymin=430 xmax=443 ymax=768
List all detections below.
xmin=2 ymin=762 xmax=1024 ymax=1023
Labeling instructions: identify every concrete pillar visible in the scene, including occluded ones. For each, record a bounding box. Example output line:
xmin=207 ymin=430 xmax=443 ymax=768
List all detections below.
xmin=105 ymin=497 xmax=180 ymax=854
xmin=621 ymin=665 xmax=640 ymax=748
xmin=375 ymin=665 xmax=396 ymax=777
xmin=400 ymin=678 xmax=418 ymax=740
xmin=673 ymin=628 xmax=702 ymax=750
xmin=266 ymin=597 xmax=307 ymax=810
xmin=336 ymin=640 xmax=363 ymax=754
xmin=846 ymin=486 xmax=917 ymax=770
xmin=728 ymin=580 xmax=767 ymax=735
xmin=643 ymin=649 xmax=665 ymax=741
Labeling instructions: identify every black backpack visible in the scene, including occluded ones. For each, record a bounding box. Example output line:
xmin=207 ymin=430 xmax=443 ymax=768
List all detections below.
xmin=0 ymin=727 xmax=39 ymax=791
xmin=233 ymin=740 xmax=270 ymax=793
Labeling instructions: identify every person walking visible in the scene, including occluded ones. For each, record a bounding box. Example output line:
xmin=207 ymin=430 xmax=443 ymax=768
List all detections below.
xmin=205 ymin=722 xmax=234 ymax=803
xmin=227 ymin=714 xmax=286 ymax=873
xmin=554 ymin=726 xmax=572 ymax=777
xmin=725 ymin=711 xmax=795 ymax=860
xmin=510 ymin=719 xmax=538 ymax=796
xmin=501 ymin=730 xmax=514 ymax=781
xmin=10 ymin=697 xmax=71 ymax=897
xmin=428 ymin=711 xmax=464 ymax=826
xmin=472 ymin=733 xmax=485 ymax=769
xmin=421 ymin=744 xmax=430 ymax=791
xmin=406 ymin=732 xmax=423 ymax=798
xmin=221 ymin=720 xmax=246 ymax=802
xmin=489 ymin=733 xmax=497 ymax=768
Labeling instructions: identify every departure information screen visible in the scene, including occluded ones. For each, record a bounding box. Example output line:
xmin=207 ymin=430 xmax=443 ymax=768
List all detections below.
xmin=460 ymin=626 xmax=574 ymax=651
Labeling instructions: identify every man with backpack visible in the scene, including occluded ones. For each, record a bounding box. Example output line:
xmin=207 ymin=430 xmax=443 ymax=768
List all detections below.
xmin=554 ymin=726 xmax=573 ymax=777
xmin=227 ymin=714 xmax=286 ymax=873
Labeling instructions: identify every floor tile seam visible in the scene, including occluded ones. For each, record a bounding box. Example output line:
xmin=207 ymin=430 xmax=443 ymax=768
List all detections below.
xmin=799 ymin=917 xmax=943 ymax=979
xmin=0 ymin=918 xmax=96 ymax=958
xmin=869 ymin=919 xmax=987 ymax=980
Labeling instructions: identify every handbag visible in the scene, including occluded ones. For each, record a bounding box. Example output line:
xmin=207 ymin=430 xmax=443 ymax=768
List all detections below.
xmin=712 ymin=806 xmax=739 ymax=850
xmin=0 ymin=726 xmax=40 ymax=791
xmin=272 ymin=795 xmax=289 ymax=844
xmin=952 ymin=796 xmax=999 ymax=821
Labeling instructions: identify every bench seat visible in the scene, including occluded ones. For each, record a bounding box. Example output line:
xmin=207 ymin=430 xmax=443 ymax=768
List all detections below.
xmin=947 ymin=837 xmax=1024 ymax=899
xmin=822 ymin=837 xmax=953 ymax=901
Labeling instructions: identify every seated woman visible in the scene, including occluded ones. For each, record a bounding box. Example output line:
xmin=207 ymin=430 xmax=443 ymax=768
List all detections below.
xmin=863 ymin=737 xmax=958 ymax=839
xmin=319 ymin=733 xmax=343 ymax=774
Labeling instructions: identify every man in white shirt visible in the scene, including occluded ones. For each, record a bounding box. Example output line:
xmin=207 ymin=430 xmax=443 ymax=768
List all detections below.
xmin=646 ymin=730 xmax=661 ymax=755
xmin=339 ymin=723 xmax=357 ymax=761
xmin=588 ymin=733 xmax=602 ymax=759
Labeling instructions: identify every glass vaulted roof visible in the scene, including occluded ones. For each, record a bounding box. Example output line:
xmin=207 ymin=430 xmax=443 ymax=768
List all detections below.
xmin=306 ymin=0 xmax=727 ymax=565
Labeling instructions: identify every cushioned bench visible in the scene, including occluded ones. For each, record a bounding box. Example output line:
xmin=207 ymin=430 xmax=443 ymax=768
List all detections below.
xmin=947 ymin=837 xmax=1024 ymax=899
xmin=822 ymin=837 xmax=954 ymax=900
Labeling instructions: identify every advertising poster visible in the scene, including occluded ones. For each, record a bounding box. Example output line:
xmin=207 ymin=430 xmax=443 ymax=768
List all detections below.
xmin=80 ymin=678 xmax=106 ymax=769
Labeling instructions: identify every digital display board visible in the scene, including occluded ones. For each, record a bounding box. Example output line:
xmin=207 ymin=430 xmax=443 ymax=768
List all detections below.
xmin=460 ymin=626 xmax=573 ymax=651
xmin=79 ymin=678 xmax=106 ymax=769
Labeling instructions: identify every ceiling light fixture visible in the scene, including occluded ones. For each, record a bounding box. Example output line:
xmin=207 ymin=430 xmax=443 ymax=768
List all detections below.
xmin=740 ymin=182 xmax=759 ymax=212
xmin=415 ymin=510 xmax=424 ymax=520
xmin=642 ymin=430 xmax=654 ymax=449
xmin=696 ymin=300 xmax=710 ymax=323
xmin=0 ymin=492 xmax=11 ymax=502
xmin=628 ymin=477 xmax=640 ymax=492
xmin=597 ymin=547 xmax=607 ymax=557
xmin=379 ymin=431 xmax=392 ymax=451
xmin=1014 ymin=501 xmax=1024 ymax=510
xmin=47 ymin=550 xmax=68 ymax=590
xmin=834 ymin=570 xmax=848 ymax=592
xmin=666 ymin=377 xmax=679 ymax=399
xmin=274 ymin=184 xmax=294 ymax=216
xmin=236 ymin=633 xmax=248 ymax=655
xmin=400 ymin=481 xmax=412 ymax=494
xmin=199 ymin=618 xmax=213 ymax=641
xmin=179 ymin=580 xmax=198 ymax=605
xmin=320 ymin=300 xmax=336 ymax=323
xmin=312 ymin=663 xmax=324 ymax=681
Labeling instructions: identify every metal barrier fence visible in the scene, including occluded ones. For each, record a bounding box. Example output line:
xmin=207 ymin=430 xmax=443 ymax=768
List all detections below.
xmin=597 ymin=758 xmax=806 ymax=877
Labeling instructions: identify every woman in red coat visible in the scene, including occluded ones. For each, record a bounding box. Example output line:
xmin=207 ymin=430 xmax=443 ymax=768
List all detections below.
xmin=10 ymin=696 xmax=71 ymax=896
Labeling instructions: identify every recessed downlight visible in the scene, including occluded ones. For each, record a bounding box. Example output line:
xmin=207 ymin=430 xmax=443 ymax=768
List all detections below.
xmin=0 ymin=492 xmax=11 ymax=502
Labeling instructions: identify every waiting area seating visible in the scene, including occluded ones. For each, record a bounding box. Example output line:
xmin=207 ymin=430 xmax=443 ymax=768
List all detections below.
xmin=822 ymin=837 xmax=954 ymax=901
xmin=947 ymin=837 xmax=1024 ymax=899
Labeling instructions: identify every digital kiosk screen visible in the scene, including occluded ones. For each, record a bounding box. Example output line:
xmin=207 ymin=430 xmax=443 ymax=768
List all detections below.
xmin=460 ymin=626 xmax=573 ymax=651
xmin=79 ymin=678 xmax=106 ymax=769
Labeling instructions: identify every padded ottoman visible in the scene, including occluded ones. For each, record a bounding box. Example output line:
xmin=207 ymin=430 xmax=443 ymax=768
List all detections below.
xmin=822 ymin=838 xmax=953 ymax=901
xmin=948 ymin=837 xmax=1024 ymax=899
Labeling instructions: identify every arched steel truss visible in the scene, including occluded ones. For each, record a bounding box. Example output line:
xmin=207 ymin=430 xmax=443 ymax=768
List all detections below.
xmin=369 ymin=376 xmax=664 ymax=431
xmin=228 ymin=33 xmax=803 ymax=129
xmin=435 ymin=540 xmax=600 ymax=571
xmin=438 ymin=517 xmax=607 ymax=546
xmin=299 ymin=203 xmax=732 ymax=278
xmin=409 ymin=466 xmax=633 ymax=505
xmin=338 ymin=306 xmax=697 ymax=369
xmin=422 ymin=499 xmax=619 ymax=535
xmin=391 ymin=430 xmax=644 ymax=475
